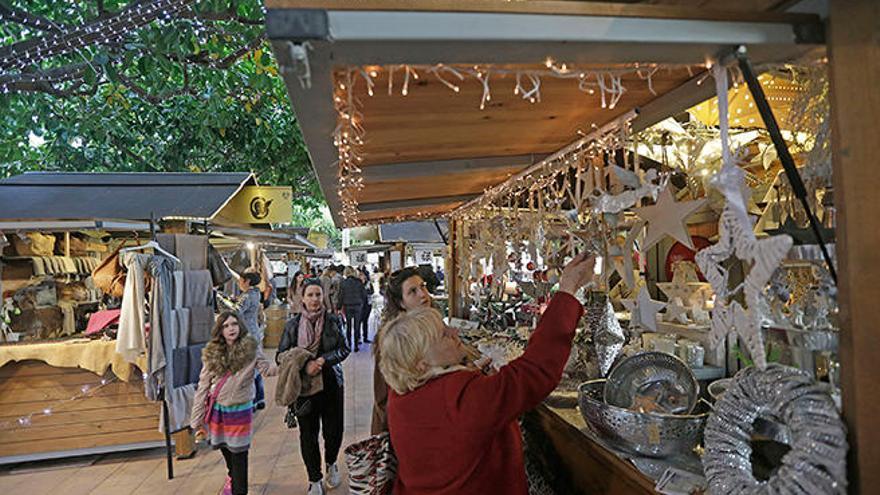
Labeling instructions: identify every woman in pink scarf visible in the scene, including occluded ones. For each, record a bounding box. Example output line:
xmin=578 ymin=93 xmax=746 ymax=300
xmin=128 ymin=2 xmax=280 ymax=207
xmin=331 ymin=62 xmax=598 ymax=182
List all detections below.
xmin=277 ymin=278 xmax=351 ymax=495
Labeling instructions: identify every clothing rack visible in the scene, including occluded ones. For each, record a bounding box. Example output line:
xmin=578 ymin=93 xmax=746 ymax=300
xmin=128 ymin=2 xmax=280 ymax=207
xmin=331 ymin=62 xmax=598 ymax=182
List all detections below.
xmin=150 ymin=212 xmax=175 ymax=481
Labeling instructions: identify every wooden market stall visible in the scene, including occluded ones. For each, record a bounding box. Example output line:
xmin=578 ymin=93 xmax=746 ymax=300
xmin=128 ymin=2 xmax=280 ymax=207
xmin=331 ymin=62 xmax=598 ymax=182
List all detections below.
xmin=264 ymin=1 xmax=877 ymax=493
xmin=0 ymin=172 xmax=299 ymax=465
xmin=203 ymin=224 xmax=319 ymax=348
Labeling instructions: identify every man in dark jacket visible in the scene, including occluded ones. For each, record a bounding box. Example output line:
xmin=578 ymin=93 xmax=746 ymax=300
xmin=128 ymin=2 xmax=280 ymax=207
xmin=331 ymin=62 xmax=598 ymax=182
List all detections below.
xmin=337 ymin=266 xmax=367 ymax=352
xmin=358 ymin=268 xmax=374 ymax=344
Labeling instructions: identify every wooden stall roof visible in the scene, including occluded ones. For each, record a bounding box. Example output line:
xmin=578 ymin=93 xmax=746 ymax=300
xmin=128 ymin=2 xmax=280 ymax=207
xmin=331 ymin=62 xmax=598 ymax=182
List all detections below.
xmin=0 ymin=172 xmax=256 ymax=223
xmin=266 ymin=0 xmax=823 ymax=227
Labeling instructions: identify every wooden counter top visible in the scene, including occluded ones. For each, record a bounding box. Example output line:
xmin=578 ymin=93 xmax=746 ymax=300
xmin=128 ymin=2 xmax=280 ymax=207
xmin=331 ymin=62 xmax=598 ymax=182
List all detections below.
xmin=523 ymin=403 xmax=657 ymax=494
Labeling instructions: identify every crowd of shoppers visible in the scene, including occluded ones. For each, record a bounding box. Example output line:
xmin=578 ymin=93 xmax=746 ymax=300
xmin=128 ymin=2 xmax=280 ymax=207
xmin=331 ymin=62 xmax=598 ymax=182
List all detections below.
xmin=194 ymin=251 xmax=592 ymax=495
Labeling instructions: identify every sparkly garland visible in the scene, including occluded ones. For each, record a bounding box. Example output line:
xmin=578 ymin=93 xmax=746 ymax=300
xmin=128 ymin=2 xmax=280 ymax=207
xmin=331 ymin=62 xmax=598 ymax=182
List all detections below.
xmin=703 ymin=365 xmax=847 ymax=494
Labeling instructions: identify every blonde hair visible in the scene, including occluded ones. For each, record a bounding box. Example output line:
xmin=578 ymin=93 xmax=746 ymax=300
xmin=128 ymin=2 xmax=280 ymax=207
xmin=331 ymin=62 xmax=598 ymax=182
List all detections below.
xmin=377 ymin=307 xmax=461 ymax=394
xmin=344 ymin=266 xmax=357 ymax=278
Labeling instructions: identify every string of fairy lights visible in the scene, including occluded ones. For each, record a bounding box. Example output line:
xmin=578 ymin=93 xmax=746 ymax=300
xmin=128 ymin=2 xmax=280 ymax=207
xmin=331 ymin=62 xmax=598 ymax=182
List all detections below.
xmin=0 ymin=0 xmax=194 ymax=75
xmin=0 ymin=0 xmax=264 ymax=96
xmin=0 ymin=372 xmax=138 ymax=430
xmin=331 ymin=61 xmax=705 ymax=226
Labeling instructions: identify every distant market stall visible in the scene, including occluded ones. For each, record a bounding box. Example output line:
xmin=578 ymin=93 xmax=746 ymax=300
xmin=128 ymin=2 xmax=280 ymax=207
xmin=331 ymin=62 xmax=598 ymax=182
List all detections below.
xmin=0 ymin=172 xmax=304 ymax=469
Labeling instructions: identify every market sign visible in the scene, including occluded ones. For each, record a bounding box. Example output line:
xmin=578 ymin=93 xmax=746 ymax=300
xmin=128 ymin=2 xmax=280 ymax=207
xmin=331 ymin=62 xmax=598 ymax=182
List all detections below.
xmin=216 ymin=186 xmax=293 ymax=224
xmin=352 ymin=251 xmax=368 ymax=265
xmin=307 ymin=230 xmax=329 ymax=250
xmin=414 ymin=248 xmax=434 ymax=265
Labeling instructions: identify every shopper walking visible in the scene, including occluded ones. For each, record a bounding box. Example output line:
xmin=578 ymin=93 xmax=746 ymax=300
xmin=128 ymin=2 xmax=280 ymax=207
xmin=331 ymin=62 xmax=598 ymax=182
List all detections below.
xmin=277 ymin=279 xmax=350 ymax=495
xmin=376 ymin=252 xmax=594 ymax=495
xmin=370 ymin=266 xmax=434 ymax=435
xmin=219 ymin=268 xmax=267 ymax=410
xmin=191 ymin=311 xmax=278 ymax=495
xmin=358 ymin=268 xmax=374 ymax=344
xmin=288 ymin=271 xmax=306 ymax=316
xmin=338 ymin=266 xmax=367 ymax=352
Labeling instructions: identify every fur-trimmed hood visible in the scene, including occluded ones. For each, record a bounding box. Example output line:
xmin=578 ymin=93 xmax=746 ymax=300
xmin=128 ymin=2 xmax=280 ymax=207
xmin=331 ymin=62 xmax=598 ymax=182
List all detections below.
xmin=202 ymin=334 xmax=258 ymax=376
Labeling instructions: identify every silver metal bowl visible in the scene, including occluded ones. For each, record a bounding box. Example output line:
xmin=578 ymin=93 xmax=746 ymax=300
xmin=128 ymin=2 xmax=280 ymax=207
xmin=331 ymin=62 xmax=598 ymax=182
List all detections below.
xmin=604 ymin=352 xmax=699 ymax=414
xmin=578 ymin=380 xmax=709 ymax=458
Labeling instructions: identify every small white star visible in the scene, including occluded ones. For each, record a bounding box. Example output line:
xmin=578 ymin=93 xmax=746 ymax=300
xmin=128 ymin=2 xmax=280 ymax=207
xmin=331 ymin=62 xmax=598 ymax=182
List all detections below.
xmin=621 ymin=286 xmax=667 ymax=332
xmin=634 ymin=187 xmax=706 ymax=250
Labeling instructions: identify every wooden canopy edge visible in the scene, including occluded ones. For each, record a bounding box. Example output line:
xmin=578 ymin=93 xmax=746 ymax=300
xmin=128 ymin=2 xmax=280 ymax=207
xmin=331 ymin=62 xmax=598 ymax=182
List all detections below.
xmin=265 ymin=0 xmax=820 ymax=25
xmin=358 ymin=194 xmax=481 ymax=213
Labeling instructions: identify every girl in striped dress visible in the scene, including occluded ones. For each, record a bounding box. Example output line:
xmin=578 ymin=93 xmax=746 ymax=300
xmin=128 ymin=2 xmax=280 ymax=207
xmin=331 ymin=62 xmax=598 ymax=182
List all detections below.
xmin=192 ymin=310 xmax=278 ymax=495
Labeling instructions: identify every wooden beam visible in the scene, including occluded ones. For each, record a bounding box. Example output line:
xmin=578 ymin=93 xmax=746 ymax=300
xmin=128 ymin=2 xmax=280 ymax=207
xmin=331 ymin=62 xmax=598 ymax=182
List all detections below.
xmin=361 ymin=154 xmax=544 ymax=181
xmin=265 ymin=0 xmax=819 ymax=24
xmin=631 ymin=72 xmax=717 ymax=133
xmin=356 ymin=202 xmax=465 ymax=224
xmin=358 ymin=194 xmax=480 ymax=212
xmin=829 ymin=0 xmax=880 ymax=492
xmin=270 ymin=40 xmax=345 ymax=226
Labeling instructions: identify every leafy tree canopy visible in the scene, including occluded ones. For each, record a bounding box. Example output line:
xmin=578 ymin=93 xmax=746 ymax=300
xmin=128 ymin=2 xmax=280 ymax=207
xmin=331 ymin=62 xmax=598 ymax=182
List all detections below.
xmin=0 ymin=0 xmax=338 ymax=243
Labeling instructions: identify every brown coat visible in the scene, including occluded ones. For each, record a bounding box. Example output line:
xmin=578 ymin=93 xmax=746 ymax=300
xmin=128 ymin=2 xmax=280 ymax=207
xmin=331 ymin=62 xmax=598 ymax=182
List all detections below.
xmin=275 ymin=347 xmax=323 ymax=407
xmin=190 ymin=335 xmax=277 ymax=430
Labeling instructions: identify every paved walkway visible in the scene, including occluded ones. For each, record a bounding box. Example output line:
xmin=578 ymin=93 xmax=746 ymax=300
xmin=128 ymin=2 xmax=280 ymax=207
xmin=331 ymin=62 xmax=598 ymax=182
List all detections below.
xmin=0 ymin=346 xmax=377 ymax=495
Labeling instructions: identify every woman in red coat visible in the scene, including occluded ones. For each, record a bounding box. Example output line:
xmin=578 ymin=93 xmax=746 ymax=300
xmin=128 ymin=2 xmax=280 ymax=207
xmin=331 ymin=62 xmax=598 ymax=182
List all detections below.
xmin=377 ymin=252 xmax=594 ymax=495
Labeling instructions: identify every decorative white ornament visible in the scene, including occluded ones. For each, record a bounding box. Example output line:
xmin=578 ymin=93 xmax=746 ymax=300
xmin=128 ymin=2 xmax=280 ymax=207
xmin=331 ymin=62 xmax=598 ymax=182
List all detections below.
xmin=612 ymin=219 xmax=645 ymax=290
xmin=594 ymin=168 xmax=666 ymax=214
xmin=621 ymin=286 xmax=666 ymax=332
xmin=695 ymin=206 xmax=792 ymax=369
xmin=656 ymin=277 xmax=712 ymax=310
xmin=633 ymin=187 xmax=707 ymax=251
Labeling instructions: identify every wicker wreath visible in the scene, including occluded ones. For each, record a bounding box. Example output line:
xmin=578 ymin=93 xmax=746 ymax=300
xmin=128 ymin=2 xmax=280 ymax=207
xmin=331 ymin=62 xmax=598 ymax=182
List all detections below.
xmin=702 ymin=364 xmax=847 ymax=494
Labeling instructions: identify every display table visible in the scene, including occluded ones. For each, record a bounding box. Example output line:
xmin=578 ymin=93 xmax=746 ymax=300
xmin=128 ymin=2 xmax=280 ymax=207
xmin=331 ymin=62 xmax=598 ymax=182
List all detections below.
xmin=0 ymin=340 xmax=163 ymax=463
xmin=524 ymin=398 xmax=707 ymax=494
xmin=0 ymin=338 xmax=147 ymax=382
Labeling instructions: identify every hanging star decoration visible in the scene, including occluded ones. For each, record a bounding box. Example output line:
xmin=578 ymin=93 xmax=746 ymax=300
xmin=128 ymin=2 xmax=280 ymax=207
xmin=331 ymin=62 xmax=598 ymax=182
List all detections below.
xmin=695 ymin=206 xmax=792 ymax=369
xmin=585 ymin=297 xmax=626 ymax=377
xmin=634 ymin=186 xmax=707 ymax=251
xmin=621 ymin=286 xmax=666 ymax=332
xmin=610 ymin=219 xmax=644 ymax=290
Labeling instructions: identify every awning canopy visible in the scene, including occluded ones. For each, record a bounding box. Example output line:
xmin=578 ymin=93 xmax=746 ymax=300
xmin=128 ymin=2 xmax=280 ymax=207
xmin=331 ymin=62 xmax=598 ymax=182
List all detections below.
xmin=267 ymin=0 xmax=822 ymax=227
xmin=206 ymin=225 xmax=318 ymax=251
xmin=0 ymin=172 xmax=256 ymax=223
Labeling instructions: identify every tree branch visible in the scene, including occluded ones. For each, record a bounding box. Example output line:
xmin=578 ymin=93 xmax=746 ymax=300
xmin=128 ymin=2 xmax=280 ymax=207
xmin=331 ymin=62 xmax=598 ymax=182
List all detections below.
xmin=0 ymin=62 xmax=101 ymax=97
xmin=116 ymin=70 xmax=197 ymax=104
xmin=0 ymin=0 xmax=196 ymax=70
xmin=0 ymin=3 xmax=71 ymax=33
xmin=211 ymin=32 xmax=265 ymax=69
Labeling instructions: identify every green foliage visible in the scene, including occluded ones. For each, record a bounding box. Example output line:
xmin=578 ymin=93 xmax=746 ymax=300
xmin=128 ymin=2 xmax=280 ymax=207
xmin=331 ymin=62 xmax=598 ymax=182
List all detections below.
xmin=0 ymin=0 xmax=329 ymax=224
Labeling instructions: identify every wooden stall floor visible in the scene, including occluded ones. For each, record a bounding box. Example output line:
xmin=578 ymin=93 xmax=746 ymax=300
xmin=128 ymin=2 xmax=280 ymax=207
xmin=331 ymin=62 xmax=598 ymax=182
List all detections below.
xmin=0 ymin=347 xmax=376 ymax=495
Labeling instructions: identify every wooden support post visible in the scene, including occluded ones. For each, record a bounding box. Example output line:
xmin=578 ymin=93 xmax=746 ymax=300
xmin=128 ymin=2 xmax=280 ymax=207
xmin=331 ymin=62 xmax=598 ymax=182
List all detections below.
xmin=829 ymin=1 xmax=880 ymax=491
xmin=64 ymin=232 xmax=70 ymax=258
xmin=447 ymin=218 xmax=460 ymax=318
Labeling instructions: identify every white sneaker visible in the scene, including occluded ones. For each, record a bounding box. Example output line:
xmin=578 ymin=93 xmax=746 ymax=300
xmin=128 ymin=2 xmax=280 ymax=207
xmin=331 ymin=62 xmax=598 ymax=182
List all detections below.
xmin=308 ymin=481 xmax=325 ymax=495
xmin=325 ymin=463 xmax=341 ymax=489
